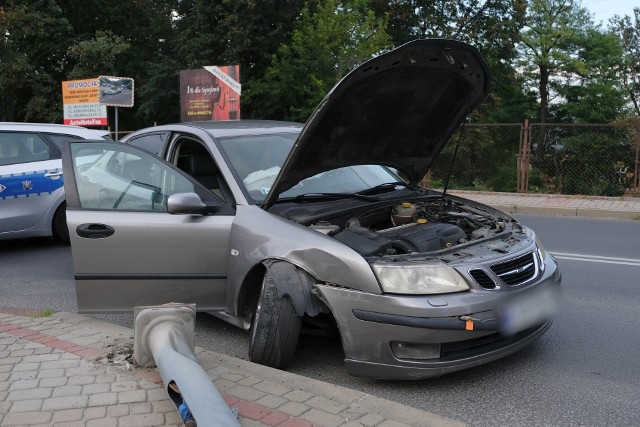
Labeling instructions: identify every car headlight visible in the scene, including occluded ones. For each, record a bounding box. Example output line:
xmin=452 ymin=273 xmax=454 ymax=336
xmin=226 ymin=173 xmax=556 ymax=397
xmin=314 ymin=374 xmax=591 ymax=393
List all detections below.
xmin=535 ymin=237 xmax=547 ymax=271
xmin=372 ymin=262 xmax=470 ymax=295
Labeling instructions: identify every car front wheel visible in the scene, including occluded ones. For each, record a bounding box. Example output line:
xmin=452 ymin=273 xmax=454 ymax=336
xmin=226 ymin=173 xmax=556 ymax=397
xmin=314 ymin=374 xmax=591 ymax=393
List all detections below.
xmin=52 ymin=202 xmax=70 ymax=244
xmin=248 ymin=269 xmax=302 ymax=369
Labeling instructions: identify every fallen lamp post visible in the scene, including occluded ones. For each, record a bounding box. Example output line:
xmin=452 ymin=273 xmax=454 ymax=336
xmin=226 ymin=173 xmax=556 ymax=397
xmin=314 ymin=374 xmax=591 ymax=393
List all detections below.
xmin=133 ymin=303 xmax=240 ymax=427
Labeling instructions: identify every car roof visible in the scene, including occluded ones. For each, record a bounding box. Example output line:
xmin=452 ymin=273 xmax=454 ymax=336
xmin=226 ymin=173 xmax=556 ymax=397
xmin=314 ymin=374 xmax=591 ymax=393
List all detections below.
xmin=0 ymin=122 xmax=108 ymax=138
xmin=181 ymin=120 xmax=303 ymax=138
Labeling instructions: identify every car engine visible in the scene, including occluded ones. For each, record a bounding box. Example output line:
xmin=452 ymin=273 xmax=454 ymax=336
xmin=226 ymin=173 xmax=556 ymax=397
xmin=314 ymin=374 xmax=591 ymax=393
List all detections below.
xmin=309 ymin=199 xmax=512 ymax=257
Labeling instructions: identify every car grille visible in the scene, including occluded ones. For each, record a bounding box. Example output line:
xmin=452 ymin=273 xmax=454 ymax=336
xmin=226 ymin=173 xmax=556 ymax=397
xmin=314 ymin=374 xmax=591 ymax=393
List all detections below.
xmin=469 ymin=269 xmax=496 ymax=289
xmin=441 ymin=325 xmax=541 ymax=360
xmin=490 ymin=252 xmax=537 ymax=286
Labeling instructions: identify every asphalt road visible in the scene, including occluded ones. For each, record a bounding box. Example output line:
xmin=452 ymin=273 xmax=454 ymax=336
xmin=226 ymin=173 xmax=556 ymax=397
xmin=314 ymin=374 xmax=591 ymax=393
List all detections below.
xmin=1 ymin=214 xmax=639 ymax=426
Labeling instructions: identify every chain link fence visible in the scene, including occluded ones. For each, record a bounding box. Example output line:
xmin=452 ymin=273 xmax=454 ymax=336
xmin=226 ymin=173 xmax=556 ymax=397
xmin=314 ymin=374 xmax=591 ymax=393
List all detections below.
xmin=425 ymin=121 xmax=640 ymax=197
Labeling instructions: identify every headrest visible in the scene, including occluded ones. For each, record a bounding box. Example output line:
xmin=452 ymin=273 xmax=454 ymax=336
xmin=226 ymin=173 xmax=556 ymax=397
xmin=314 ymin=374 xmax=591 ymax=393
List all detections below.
xmin=188 ymin=153 xmax=217 ymax=176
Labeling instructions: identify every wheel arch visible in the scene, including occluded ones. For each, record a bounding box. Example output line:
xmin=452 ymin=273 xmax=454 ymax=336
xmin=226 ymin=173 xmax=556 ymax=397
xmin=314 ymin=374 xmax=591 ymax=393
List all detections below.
xmin=237 ymin=259 xmax=330 ymax=324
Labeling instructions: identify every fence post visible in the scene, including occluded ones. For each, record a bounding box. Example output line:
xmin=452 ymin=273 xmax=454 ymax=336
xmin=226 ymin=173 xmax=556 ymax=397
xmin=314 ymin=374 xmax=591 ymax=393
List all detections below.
xmin=517 ymin=119 xmax=530 ymax=193
xmin=634 ymin=125 xmax=640 ymax=195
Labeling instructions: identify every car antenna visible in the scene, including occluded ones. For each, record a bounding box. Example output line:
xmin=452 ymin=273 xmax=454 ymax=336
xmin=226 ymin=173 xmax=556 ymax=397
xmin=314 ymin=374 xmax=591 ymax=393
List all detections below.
xmin=441 ymin=117 xmax=468 ymax=199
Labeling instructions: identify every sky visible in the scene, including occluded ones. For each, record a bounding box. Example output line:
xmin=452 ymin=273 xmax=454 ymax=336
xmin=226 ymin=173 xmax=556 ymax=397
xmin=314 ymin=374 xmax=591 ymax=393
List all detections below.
xmin=580 ymin=0 xmax=637 ymax=25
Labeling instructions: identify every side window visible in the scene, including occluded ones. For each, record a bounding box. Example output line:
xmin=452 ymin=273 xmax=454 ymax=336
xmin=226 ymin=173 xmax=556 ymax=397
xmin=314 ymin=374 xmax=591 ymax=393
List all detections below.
xmin=71 ymin=143 xmax=195 ymax=211
xmin=47 ymin=134 xmax=86 ymax=153
xmin=0 ymin=133 xmax=52 ymax=166
xmin=127 ymin=133 xmax=168 ymax=156
xmin=171 ymin=137 xmax=234 ymax=203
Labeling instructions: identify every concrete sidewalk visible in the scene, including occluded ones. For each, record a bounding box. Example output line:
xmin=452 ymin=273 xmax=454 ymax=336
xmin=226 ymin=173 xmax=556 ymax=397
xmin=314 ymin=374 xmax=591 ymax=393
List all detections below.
xmin=0 ymin=308 xmax=463 ymax=427
xmin=449 ymin=190 xmax=640 ymax=220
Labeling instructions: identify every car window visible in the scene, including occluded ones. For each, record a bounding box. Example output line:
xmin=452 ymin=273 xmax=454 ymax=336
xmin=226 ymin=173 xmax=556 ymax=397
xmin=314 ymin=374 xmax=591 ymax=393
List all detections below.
xmin=128 ymin=133 xmax=168 ymax=156
xmin=70 ymin=143 xmax=195 ymax=211
xmin=46 ymin=133 xmax=90 ymax=153
xmin=217 ymin=133 xmax=404 ymax=203
xmin=278 ymin=165 xmax=404 ymax=198
xmin=0 ymin=132 xmax=52 ymax=166
xmin=171 ymin=137 xmax=233 ymax=203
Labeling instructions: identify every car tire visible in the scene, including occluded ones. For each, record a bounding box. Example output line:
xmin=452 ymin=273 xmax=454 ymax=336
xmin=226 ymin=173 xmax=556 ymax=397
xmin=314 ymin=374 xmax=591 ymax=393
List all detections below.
xmin=52 ymin=202 xmax=70 ymax=244
xmin=248 ymin=269 xmax=302 ymax=369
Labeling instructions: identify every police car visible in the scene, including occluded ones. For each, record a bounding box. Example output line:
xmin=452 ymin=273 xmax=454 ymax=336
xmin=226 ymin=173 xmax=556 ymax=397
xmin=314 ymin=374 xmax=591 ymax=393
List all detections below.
xmin=0 ymin=123 xmax=111 ymax=243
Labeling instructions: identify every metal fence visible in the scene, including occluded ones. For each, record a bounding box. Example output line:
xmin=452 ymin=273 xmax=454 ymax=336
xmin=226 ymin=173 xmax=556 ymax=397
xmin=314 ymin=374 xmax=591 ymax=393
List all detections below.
xmin=425 ymin=121 xmax=640 ymax=197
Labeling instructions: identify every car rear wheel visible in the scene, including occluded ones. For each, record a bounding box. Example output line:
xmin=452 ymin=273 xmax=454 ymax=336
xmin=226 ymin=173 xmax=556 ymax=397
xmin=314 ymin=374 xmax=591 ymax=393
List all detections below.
xmin=52 ymin=202 xmax=70 ymax=244
xmin=248 ymin=269 xmax=302 ymax=369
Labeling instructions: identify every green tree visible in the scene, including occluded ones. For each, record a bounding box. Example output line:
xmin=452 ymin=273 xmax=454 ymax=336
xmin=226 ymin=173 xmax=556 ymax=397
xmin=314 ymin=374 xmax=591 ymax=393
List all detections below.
xmin=369 ymin=0 xmax=532 ymax=122
xmin=249 ymin=0 xmax=391 ymax=122
xmin=66 ymin=30 xmax=130 ymax=79
xmin=518 ymin=0 xmax=592 ymax=126
xmin=552 ymin=29 xmax=627 ymax=123
xmin=171 ymin=0 xmax=310 ymax=119
xmin=610 ymin=8 xmax=640 ymax=116
xmin=0 ymin=1 xmax=74 ymax=122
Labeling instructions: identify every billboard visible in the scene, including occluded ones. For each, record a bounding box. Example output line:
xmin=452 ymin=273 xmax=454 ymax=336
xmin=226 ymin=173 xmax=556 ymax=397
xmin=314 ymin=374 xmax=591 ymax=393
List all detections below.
xmin=61 ymin=78 xmax=107 ymax=126
xmin=179 ymin=65 xmax=241 ymax=122
xmin=99 ymin=76 xmax=134 ymax=107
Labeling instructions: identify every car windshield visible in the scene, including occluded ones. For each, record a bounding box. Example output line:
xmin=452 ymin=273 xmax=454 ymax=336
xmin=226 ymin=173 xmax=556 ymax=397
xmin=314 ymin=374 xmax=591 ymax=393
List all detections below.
xmin=217 ymin=133 xmax=406 ymax=204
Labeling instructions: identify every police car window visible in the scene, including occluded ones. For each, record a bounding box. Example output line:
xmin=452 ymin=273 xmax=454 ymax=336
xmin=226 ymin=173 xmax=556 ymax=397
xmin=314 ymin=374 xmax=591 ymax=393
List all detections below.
xmin=128 ymin=133 xmax=168 ymax=156
xmin=0 ymin=133 xmax=51 ymax=166
xmin=47 ymin=134 xmax=86 ymax=152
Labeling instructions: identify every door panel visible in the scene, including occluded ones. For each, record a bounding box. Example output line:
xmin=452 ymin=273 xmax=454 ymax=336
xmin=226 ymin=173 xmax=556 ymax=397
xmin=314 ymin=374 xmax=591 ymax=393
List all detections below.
xmin=64 ymin=141 xmax=234 ymax=313
xmin=0 ymin=131 xmax=60 ymax=233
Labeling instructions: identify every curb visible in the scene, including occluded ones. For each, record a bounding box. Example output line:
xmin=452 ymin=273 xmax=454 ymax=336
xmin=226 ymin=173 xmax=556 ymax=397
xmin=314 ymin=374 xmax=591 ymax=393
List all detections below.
xmin=0 ymin=310 xmax=465 ymax=427
xmin=448 ymin=190 xmax=640 ymax=220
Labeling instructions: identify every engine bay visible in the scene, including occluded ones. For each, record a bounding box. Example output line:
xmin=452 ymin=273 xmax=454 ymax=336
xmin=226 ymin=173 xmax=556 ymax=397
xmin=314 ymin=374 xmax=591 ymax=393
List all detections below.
xmin=308 ymin=198 xmax=516 ymax=257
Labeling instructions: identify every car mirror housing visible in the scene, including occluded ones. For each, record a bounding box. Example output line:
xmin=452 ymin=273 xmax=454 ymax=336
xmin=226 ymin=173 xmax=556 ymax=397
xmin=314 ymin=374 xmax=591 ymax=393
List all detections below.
xmin=167 ymin=192 xmax=217 ymax=215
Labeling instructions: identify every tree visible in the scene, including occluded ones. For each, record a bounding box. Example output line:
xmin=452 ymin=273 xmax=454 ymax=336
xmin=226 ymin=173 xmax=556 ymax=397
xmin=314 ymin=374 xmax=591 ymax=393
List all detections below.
xmin=518 ymin=0 xmax=592 ymax=125
xmin=0 ymin=1 xmax=74 ymax=122
xmin=552 ymin=29 xmax=627 ymax=123
xmin=248 ymin=0 xmax=391 ymax=122
xmin=171 ymin=0 xmax=310 ymax=119
xmin=610 ymin=8 xmax=640 ymax=116
xmin=368 ymin=0 xmax=532 ymax=122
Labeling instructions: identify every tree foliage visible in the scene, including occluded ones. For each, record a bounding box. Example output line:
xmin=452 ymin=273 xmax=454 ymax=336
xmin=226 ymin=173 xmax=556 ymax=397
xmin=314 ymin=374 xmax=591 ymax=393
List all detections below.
xmin=248 ymin=0 xmax=391 ymax=122
xmin=0 ymin=0 xmax=638 ymax=130
xmin=610 ymin=8 xmax=640 ymax=116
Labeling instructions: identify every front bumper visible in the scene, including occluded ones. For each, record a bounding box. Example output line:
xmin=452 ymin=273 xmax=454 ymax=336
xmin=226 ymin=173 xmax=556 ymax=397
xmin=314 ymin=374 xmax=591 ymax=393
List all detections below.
xmin=316 ymin=254 xmax=561 ymax=380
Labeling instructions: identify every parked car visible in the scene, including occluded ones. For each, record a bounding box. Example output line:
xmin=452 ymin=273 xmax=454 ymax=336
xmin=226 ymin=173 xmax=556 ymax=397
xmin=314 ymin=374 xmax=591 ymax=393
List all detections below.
xmin=0 ymin=123 xmax=112 ymax=243
xmin=62 ymin=39 xmax=561 ymax=379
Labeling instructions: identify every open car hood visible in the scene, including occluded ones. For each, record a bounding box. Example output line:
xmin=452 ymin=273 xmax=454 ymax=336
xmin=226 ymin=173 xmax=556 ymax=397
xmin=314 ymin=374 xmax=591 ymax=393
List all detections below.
xmin=263 ymin=39 xmax=489 ymax=208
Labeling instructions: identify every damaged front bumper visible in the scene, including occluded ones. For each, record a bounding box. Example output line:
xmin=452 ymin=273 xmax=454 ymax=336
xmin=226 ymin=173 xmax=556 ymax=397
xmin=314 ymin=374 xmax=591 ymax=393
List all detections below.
xmin=316 ymin=256 xmax=561 ymax=380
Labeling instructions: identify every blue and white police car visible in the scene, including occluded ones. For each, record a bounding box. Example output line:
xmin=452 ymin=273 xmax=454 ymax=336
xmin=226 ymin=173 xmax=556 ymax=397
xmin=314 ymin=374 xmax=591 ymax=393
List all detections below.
xmin=0 ymin=123 xmax=111 ymax=243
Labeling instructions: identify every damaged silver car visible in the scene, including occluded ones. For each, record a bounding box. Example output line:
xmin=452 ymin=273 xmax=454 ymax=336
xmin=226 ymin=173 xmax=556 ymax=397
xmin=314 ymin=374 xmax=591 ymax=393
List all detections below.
xmin=62 ymin=39 xmax=561 ymax=379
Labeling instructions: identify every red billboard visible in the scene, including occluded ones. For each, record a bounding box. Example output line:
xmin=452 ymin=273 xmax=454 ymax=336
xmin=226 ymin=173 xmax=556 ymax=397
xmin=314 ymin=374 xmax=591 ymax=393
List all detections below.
xmin=179 ymin=65 xmax=241 ymax=122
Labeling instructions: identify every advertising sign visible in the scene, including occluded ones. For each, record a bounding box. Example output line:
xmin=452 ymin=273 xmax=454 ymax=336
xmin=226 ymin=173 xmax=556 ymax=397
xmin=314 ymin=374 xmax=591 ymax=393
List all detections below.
xmin=179 ymin=65 xmax=241 ymax=122
xmin=61 ymin=78 xmax=107 ymax=126
xmin=98 ymin=76 xmax=134 ymax=107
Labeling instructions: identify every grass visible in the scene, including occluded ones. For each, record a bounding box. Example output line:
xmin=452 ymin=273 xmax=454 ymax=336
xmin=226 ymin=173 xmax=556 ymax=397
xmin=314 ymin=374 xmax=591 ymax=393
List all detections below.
xmin=36 ymin=309 xmax=56 ymax=317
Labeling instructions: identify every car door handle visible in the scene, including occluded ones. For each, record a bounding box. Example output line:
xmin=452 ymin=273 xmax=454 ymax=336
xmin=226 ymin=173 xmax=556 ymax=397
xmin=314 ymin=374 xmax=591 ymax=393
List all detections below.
xmin=76 ymin=223 xmax=115 ymax=239
xmin=44 ymin=171 xmax=63 ymax=178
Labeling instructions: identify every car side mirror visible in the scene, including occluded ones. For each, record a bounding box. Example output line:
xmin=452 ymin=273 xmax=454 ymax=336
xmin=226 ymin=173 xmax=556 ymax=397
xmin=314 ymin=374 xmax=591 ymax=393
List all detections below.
xmin=167 ymin=192 xmax=218 ymax=215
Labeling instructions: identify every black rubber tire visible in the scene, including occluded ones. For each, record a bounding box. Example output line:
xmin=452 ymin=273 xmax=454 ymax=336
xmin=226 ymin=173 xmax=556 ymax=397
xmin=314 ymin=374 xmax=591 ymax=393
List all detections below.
xmin=52 ymin=202 xmax=70 ymax=244
xmin=248 ymin=269 xmax=302 ymax=369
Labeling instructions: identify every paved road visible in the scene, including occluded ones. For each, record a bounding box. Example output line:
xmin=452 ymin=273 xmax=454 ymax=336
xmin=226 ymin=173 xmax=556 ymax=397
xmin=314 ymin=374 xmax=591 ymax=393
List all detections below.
xmin=2 ymin=214 xmax=639 ymax=426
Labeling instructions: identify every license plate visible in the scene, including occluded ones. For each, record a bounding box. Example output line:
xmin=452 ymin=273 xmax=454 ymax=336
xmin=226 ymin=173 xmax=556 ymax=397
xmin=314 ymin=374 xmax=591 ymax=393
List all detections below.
xmin=497 ymin=285 xmax=560 ymax=336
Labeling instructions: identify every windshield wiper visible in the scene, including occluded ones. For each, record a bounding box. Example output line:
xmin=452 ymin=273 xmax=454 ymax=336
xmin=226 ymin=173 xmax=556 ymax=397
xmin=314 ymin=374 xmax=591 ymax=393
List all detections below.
xmin=356 ymin=181 xmax=409 ymax=195
xmin=279 ymin=192 xmax=380 ymax=203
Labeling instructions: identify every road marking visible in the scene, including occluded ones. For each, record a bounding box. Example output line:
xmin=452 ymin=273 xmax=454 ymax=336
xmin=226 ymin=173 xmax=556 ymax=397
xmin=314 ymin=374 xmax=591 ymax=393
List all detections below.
xmin=550 ymin=252 xmax=640 ymax=267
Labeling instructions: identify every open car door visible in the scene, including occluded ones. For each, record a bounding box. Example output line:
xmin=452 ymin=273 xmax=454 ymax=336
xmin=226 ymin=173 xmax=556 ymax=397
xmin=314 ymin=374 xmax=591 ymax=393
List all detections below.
xmin=62 ymin=140 xmax=235 ymax=313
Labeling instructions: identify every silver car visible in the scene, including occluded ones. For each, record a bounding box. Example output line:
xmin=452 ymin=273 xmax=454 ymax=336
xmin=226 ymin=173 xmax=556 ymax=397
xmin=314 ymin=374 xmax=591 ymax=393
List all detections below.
xmin=62 ymin=39 xmax=561 ymax=379
xmin=0 ymin=123 xmax=111 ymax=243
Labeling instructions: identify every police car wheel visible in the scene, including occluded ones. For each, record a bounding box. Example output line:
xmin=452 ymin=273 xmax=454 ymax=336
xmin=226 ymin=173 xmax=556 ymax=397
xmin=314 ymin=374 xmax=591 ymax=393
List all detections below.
xmin=53 ymin=203 xmax=70 ymax=244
